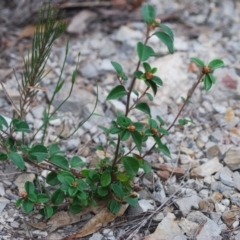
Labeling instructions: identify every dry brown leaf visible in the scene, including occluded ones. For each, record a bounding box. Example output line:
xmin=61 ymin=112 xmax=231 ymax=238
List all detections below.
xmin=63 ymin=204 xmax=129 ymax=239
xmin=26 ymin=221 xmax=46 ymax=230
xmin=225 ymin=108 xmax=235 ymax=122
xmin=18 ymin=24 xmax=47 ymax=39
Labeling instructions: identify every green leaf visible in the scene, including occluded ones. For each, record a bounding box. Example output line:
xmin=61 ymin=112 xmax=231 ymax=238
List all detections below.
xmin=154 ymin=32 xmax=174 ymax=54
xmin=151 ymin=67 xmax=157 ymax=74
xmin=208 ymin=72 xmax=216 ymax=84
xmin=137 ymin=42 xmax=156 ymax=61
xmin=204 ymin=74 xmax=212 ymax=91
xmin=69 ymin=204 xmax=82 ymax=214
xmin=101 ymin=171 xmax=111 ymax=187
xmin=44 ymin=206 xmax=54 ymax=218
xmin=143 ymin=160 xmax=151 ymax=174
xmin=116 ymin=173 xmax=129 ymax=182
xmin=152 ymin=76 xmax=163 ymax=86
xmin=97 ymin=186 xmax=109 ymax=197
xmin=68 ymin=187 xmax=78 ymax=197
xmin=158 ymin=128 xmax=169 ymax=135
xmin=120 ymin=129 xmax=131 ymax=141
xmin=49 ymin=155 xmax=69 ymax=170
xmin=24 ymin=181 xmax=35 ymax=194
xmin=77 ymin=179 xmax=88 ymax=191
xmin=98 ymin=125 xmax=110 ymax=134
xmin=143 ymin=62 xmax=151 ymax=72
xmin=12 ymin=119 xmax=30 ymax=133
xmin=122 ymin=156 xmax=139 ymax=178
xmin=157 ymin=142 xmax=171 ymax=158
xmin=28 ymin=193 xmax=37 ymax=202
xmin=15 ymin=198 xmax=23 ymax=208
xmin=149 ymin=119 xmax=158 ymax=129
xmin=159 ymin=24 xmax=174 ymax=40
xmin=108 ymin=199 xmax=121 ymax=214
xmin=156 ymin=115 xmax=165 ymax=126
xmin=141 ymin=4 xmax=156 ymax=24
xmin=51 ymin=189 xmax=65 ymax=205
xmin=117 ymin=115 xmax=132 ymax=128
xmin=111 ymin=183 xmax=124 ymax=199
xmin=178 ymin=119 xmax=188 ymax=126
xmin=146 ymin=92 xmax=153 ymax=101
xmin=71 ymin=69 xmax=77 ymax=84
xmin=8 ymin=152 xmax=25 ymax=170
xmin=0 ymin=152 xmax=8 ymax=161
xmin=95 ymin=145 xmax=104 ymax=151
xmin=111 ymin=61 xmax=123 ymax=73
xmin=190 ymin=57 xmax=205 ymax=68
xmin=54 ymin=80 xmax=64 ymax=94
xmin=124 ymin=197 xmax=138 ymax=207
xmin=134 ymin=70 xmax=143 ymax=79
xmin=135 ymin=102 xmax=151 ymax=116
xmin=36 ymin=194 xmax=49 ymax=203
xmin=49 ymin=144 xmax=62 ymax=156
xmin=130 ymin=131 xmax=142 ymax=153
xmin=145 ymin=80 xmax=157 ymax=95
xmin=46 ymin=172 xmax=60 ymax=186
xmin=106 ymin=85 xmax=127 ymax=100
xmin=29 ymin=144 xmax=48 ymax=162
xmin=22 ymin=199 xmax=34 ymax=213
xmin=70 ymin=156 xmax=85 ymax=168
xmin=208 ymin=59 xmax=224 ymax=69
xmin=0 ymin=115 xmax=8 ymax=128
xmin=57 ymin=173 xmax=74 ymax=186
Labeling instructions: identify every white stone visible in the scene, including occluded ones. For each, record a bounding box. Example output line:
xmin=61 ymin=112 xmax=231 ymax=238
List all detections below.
xmin=31 ymin=106 xmax=45 ymax=119
xmin=191 ymin=157 xmax=223 ymax=178
xmin=138 ymin=199 xmax=154 ymax=212
xmin=145 ymin=213 xmax=186 ymax=240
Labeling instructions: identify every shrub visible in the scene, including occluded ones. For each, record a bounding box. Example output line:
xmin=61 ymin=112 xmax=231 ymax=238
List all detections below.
xmin=0 ymin=3 xmax=224 ymax=218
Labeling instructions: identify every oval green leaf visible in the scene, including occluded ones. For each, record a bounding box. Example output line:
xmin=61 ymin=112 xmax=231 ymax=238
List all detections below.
xmin=51 ymin=189 xmax=65 ymax=205
xmin=208 ymin=59 xmax=224 ymax=69
xmin=108 ymin=199 xmax=121 ymax=214
xmin=49 ymin=155 xmax=69 ymax=170
xmin=106 ymin=85 xmax=127 ymax=100
xmin=190 ymin=57 xmax=205 ymax=68
xmin=8 ymin=152 xmax=25 ymax=170
xmin=137 ymin=42 xmax=156 ymax=61
xmin=122 ymin=156 xmax=139 ymax=178
xmin=141 ymin=4 xmax=156 ymax=24
xmin=135 ymin=102 xmax=151 ymax=116
xmin=100 ymin=171 xmax=111 ymax=187
xmin=154 ymin=32 xmax=174 ymax=54
xmin=204 ymin=74 xmax=212 ymax=91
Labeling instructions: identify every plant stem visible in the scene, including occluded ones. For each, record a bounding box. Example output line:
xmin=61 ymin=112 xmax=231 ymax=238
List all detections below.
xmin=142 ymin=72 xmax=204 ymax=158
xmin=112 ymin=26 xmax=151 ymax=168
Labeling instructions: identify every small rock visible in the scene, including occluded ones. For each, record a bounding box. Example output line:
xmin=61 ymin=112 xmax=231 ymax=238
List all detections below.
xmin=0 ymin=197 xmax=10 ymax=214
xmin=222 ymin=211 xmax=236 ymax=227
xmin=138 ymin=199 xmax=155 ymax=212
xmin=49 ymin=118 xmax=61 ymax=126
xmin=66 ymin=138 xmax=80 ymax=151
xmin=153 ymin=212 xmax=164 ymax=222
xmin=89 ymin=233 xmax=104 ymax=240
xmin=213 ymin=104 xmax=226 ymax=114
xmin=67 ymin=10 xmax=97 ymax=34
xmin=175 ymin=194 xmax=201 ymax=216
xmin=233 ymin=171 xmax=240 ymax=191
xmin=222 ymin=199 xmax=230 ymax=207
xmin=218 ymin=166 xmax=234 ymax=187
xmin=206 ymin=145 xmax=221 ymax=160
xmin=31 ymin=106 xmax=45 ymax=119
xmin=191 ymin=157 xmax=223 ymax=178
xmin=198 ymin=199 xmax=215 ymax=212
xmin=0 ymin=183 xmax=5 ymax=196
xmin=10 ymin=221 xmax=19 ymax=228
xmin=211 ymin=191 xmax=223 ymax=202
xmin=145 ymin=213 xmax=186 ymax=240
xmin=178 ymin=218 xmax=198 ymax=237
xmin=233 ymin=220 xmax=239 ymax=229
xmin=211 ymin=181 xmax=232 ymax=193
xmin=224 ymin=148 xmax=240 ymax=170
xmin=187 ymin=211 xmax=222 ymax=240
xmin=180 ymin=146 xmax=195 ymax=158
xmin=230 ymin=193 xmax=240 ymax=207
